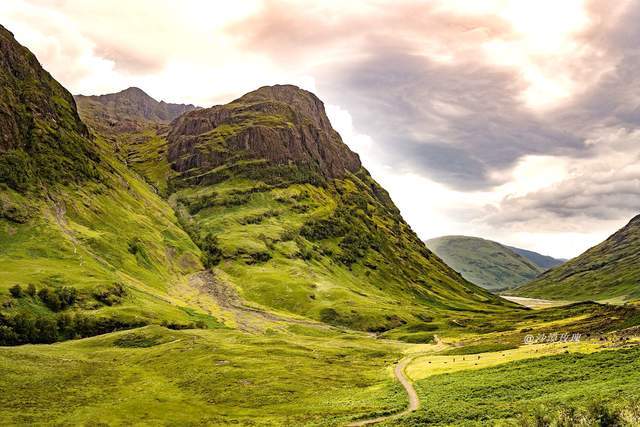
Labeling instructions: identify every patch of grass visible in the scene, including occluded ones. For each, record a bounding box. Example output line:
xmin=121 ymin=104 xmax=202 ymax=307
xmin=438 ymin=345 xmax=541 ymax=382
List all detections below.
xmin=442 ymin=342 xmax=519 ymax=355
xmin=403 ymin=344 xmax=640 ymax=426
xmin=0 ymin=326 xmax=405 ymax=426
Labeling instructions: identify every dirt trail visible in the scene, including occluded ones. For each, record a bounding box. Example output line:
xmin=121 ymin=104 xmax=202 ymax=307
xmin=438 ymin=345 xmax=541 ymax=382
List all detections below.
xmin=189 ymin=271 xmax=331 ymax=332
xmin=347 ymin=356 xmax=420 ymax=426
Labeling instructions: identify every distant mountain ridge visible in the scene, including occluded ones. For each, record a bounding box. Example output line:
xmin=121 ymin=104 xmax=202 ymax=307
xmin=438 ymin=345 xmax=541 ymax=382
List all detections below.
xmin=425 ymin=236 xmax=553 ymax=292
xmin=513 ymin=214 xmax=640 ymax=301
xmin=74 ymin=87 xmax=198 ymax=134
xmin=506 ymin=246 xmax=566 ymax=270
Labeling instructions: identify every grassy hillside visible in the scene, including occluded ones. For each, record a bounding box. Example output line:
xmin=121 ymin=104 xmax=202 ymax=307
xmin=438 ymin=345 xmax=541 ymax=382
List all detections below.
xmin=1 ymin=23 xmax=519 ymax=346
xmin=425 ymin=236 xmax=542 ymax=292
xmin=514 ymin=215 xmax=640 ymax=302
xmin=0 ymin=25 xmax=216 ymax=344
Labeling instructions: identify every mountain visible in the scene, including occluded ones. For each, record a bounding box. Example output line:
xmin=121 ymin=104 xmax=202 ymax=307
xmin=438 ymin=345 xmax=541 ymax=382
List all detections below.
xmin=513 ymin=215 xmax=640 ymax=302
xmin=505 ymin=246 xmax=565 ymax=270
xmin=158 ymin=84 xmax=518 ymax=333
xmin=0 ymin=23 xmax=518 ymax=348
xmin=75 ymin=87 xmax=197 ymax=134
xmin=0 ymin=25 xmax=98 ymax=192
xmin=425 ymin=236 xmax=543 ymax=291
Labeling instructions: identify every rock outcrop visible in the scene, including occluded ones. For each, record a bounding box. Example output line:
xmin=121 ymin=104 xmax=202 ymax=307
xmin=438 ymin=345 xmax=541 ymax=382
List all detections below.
xmin=167 ymin=85 xmax=361 ymax=185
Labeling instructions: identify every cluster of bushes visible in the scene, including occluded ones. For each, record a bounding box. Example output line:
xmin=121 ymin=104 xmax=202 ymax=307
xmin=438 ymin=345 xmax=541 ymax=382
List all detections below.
xmin=160 ymin=319 xmax=208 ymax=330
xmin=241 ymin=163 xmax=326 ymax=187
xmin=9 ymin=283 xmax=78 ymax=311
xmin=337 ymin=232 xmax=371 ymax=266
xmin=239 ymin=209 xmax=280 ymax=225
xmin=300 ymin=207 xmax=350 ymax=241
xmin=93 ymin=282 xmax=127 ymax=306
xmin=183 ymin=192 xmax=250 ymax=215
xmin=0 ymin=311 xmax=147 ymax=345
xmin=247 ymin=251 xmax=272 ymax=264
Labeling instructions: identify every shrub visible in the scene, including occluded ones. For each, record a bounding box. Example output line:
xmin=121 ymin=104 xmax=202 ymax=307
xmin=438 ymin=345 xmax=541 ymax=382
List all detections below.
xmin=9 ymin=284 xmax=23 ymax=298
xmin=248 ymin=251 xmax=272 ymax=264
xmin=36 ymin=286 xmax=77 ymax=311
xmin=94 ymin=282 xmax=127 ymax=306
xmin=38 ymin=287 xmax=62 ymax=311
xmin=25 ymin=283 xmax=36 ymax=297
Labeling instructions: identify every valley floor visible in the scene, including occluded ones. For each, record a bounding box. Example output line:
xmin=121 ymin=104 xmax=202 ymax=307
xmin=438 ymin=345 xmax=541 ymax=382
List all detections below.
xmin=2 ymin=311 xmax=640 ymax=426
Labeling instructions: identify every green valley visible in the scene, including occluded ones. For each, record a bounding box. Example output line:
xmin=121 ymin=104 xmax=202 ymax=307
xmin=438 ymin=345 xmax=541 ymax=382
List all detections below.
xmin=1 ymin=20 xmax=640 ymax=427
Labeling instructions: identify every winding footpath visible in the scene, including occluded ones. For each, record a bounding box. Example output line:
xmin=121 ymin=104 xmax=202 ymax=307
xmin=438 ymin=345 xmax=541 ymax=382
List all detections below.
xmin=347 ymin=356 xmax=420 ymax=426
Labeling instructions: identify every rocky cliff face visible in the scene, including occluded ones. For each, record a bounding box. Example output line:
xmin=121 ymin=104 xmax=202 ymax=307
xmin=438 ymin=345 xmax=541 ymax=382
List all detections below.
xmin=0 ymin=25 xmax=98 ymax=191
xmin=75 ymin=87 xmax=197 ymax=134
xmin=167 ymin=85 xmax=361 ymax=185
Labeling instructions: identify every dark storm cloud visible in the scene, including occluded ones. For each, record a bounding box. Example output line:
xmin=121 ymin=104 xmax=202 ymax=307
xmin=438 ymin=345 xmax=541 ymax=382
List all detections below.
xmin=320 ymin=52 xmax=585 ymax=190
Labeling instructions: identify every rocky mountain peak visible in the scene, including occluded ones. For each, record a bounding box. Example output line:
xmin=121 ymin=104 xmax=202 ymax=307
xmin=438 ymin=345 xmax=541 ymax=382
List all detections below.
xmin=74 ymin=87 xmax=198 ymax=133
xmin=167 ymin=84 xmax=361 ymax=186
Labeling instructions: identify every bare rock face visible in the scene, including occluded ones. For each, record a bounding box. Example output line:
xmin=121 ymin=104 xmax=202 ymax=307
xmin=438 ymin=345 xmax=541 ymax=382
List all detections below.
xmin=0 ymin=25 xmax=88 ymax=152
xmin=75 ymin=87 xmax=198 ymax=134
xmin=167 ymin=85 xmax=361 ymax=185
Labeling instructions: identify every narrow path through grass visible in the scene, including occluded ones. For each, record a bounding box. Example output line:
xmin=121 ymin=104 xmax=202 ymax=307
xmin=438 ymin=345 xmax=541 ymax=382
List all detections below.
xmin=347 ymin=356 xmax=419 ymax=426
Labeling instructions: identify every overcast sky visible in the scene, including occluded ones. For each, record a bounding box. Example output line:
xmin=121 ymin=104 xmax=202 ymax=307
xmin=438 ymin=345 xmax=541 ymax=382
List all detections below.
xmin=2 ymin=0 xmax=640 ymax=258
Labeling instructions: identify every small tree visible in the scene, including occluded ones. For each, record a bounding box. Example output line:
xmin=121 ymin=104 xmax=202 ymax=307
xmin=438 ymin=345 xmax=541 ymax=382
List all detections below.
xmin=25 ymin=283 xmax=36 ymax=297
xmin=9 ymin=284 xmax=23 ymax=298
xmin=200 ymin=233 xmax=223 ymax=268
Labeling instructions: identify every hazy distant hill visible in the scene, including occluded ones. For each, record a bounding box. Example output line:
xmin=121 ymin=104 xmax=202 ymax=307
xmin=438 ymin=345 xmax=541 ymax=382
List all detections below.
xmin=506 ymin=246 xmax=565 ymax=270
xmin=513 ymin=215 xmax=640 ymax=301
xmin=425 ymin=236 xmax=544 ymax=291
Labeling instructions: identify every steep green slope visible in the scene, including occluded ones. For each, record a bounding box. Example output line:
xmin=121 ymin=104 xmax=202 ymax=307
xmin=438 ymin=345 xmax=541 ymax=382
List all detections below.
xmin=158 ymin=85 xmax=518 ymax=334
xmin=506 ymin=245 xmax=565 ymax=270
xmin=425 ymin=236 xmax=543 ymax=292
xmin=514 ymin=215 xmax=640 ymax=302
xmin=0 ymin=25 xmax=217 ymax=345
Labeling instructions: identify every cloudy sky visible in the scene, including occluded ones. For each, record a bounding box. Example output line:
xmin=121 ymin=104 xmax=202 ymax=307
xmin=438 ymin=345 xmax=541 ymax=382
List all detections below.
xmin=2 ymin=0 xmax=640 ymax=258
